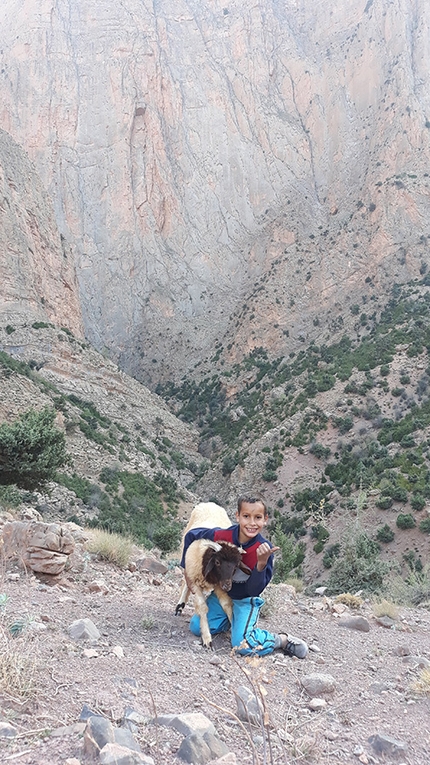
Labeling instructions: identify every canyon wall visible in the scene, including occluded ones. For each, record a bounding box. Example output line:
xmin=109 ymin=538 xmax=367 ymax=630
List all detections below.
xmin=0 ymin=0 xmax=429 ymax=382
xmin=0 ymin=129 xmax=83 ymax=335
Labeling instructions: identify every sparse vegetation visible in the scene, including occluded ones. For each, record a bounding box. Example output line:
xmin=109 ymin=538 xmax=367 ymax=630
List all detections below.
xmin=335 ymin=592 xmax=363 ymax=609
xmin=0 ymin=407 xmax=69 ymax=491
xmin=372 ymin=598 xmax=399 ymax=619
xmin=0 ymin=624 xmax=36 ymax=698
xmin=86 ymin=528 xmax=133 ymax=568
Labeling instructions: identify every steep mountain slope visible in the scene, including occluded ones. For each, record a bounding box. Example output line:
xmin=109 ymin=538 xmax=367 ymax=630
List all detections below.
xmin=0 ymin=129 xmax=83 ymax=336
xmin=0 ymin=0 xmax=429 ymax=383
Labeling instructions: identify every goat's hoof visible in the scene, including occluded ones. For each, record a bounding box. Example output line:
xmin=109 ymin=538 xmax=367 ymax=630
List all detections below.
xmin=175 ymin=603 xmax=185 ymax=616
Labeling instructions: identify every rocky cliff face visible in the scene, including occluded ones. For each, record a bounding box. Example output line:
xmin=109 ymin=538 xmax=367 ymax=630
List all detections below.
xmin=0 ymin=129 xmax=83 ymax=336
xmin=0 ymin=0 xmax=429 ymax=384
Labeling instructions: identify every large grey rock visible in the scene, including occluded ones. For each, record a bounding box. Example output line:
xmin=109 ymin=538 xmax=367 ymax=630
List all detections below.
xmin=338 ymin=615 xmax=370 ymax=632
xmin=368 ymin=733 xmax=408 ymax=755
xmin=155 ymin=712 xmax=215 ymax=738
xmin=83 ymin=715 xmax=115 ymax=757
xmin=234 ymin=686 xmax=263 ymax=726
xmin=99 ymin=743 xmax=154 ymax=765
xmin=135 ymin=556 xmax=168 ymax=575
xmin=177 ymin=733 xmax=212 ymax=764
xmin=0 ymin=721 xmax=18 ymax=738
xmin=114 ymin=727 xmax=141 ymax=752
xmin=301 ymin=674 xmax=336 ymax=697
xmin=202 ymin=733 xmax=229 ymax=759
xmin=68 ymin=618 xmax=101 ymax=642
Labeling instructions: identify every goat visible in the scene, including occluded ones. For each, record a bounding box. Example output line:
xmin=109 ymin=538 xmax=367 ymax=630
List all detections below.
xmin=175 ymin=502 xmax=245 ymax=647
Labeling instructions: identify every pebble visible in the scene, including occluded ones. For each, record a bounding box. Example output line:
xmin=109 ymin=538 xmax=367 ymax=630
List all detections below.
xmin=308 ymin=698 xmax=326 ymax=711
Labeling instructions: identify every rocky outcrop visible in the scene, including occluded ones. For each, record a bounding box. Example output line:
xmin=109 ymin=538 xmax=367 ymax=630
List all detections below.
xmin=2 ymin=521 xmax=75 ymax=575
xmin=0 ymin=129 xmax=83 ymax=337
xmin=0 ymin=1 xmax=430 ymax=383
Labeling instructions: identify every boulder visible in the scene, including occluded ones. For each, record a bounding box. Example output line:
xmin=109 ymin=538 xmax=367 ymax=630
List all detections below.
xmin=2 ymin=521 xmax=74 ymax=575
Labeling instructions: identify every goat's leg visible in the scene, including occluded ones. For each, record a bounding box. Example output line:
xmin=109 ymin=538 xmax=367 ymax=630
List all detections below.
xmin=175 ymin=577 xmax=190 ymax=615
xmin=193 ymin=589 xmax=212 ymax=648
xmin=213 ymin=586 xmax=233 ymax=623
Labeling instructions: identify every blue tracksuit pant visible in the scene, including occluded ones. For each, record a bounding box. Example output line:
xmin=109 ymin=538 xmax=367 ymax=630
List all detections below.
xmin=189 ymin=593 xmax=277 ymax=655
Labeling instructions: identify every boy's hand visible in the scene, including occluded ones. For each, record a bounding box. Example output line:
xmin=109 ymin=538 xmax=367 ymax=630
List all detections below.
xmin=256 ymin=543 xmax=280 ymax=571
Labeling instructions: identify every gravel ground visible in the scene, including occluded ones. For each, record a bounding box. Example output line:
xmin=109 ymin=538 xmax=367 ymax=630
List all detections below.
xmin=1 ymin=539 xmax=430 ymax=765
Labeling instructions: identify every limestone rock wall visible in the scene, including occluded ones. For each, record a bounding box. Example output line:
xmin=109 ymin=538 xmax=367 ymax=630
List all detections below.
xmin=0 ymin=129 xmax=83 ymax=336
xmin=0 ymin=1 xmax=429 ymax=382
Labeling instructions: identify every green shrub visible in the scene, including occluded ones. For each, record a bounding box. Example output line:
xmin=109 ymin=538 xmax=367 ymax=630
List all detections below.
xmin=0 ymin=407 xmax=69 ymax=491
xmin=262 ymin=469 xmax=278 ymax=482
xmin=0 ymin=485 xmax=22 ymax=507
xmin=332 ymin=416 xmax=353 ymax=434
xmin=376 ymin=495 xmax=393 ymax=510
xmin=152 ymin=523 xmax=181 ymax=552
xmin=411 ymin=494 xmax=426 ymax=511
xmin=310 ymin=442 xmax=331 ymax=459
xmin=390 ymin=486 xmax=408 ymax=503
xmin=322 ymin=543 xmax=340 ymax=569
xmin=376 ymin=524 xmax=395 ymax=543
xmin=396 ymin=513 xmax=416 ymax=529
xmin=271 ymin=528 xmax=305 ymax=583
xmin=5 ymin=325 xmax=15 ymax=334
xmin=326 ymin=531 xmax=387 ymax=595
xmin=419 ymin=517 xmax=430 ymax=534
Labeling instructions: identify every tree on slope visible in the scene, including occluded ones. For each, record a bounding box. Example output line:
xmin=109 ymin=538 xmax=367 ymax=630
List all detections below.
xmin=0 ymin=407 xmax=69 ymax=492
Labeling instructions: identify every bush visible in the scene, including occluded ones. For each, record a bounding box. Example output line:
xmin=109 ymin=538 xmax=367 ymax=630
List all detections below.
xmin=152 ymin=523 xmax=181 ymax=552
xmin=0 ymin=407 xmax=69 ymax=491
xmin=390 ymin=486 xmax=408 ymax=503
xmin=309 ymin=442 xmax=331 ymax=459
xmin=387 ymin=564 xmax=430 ymax=606
xmin=411 ymin=494 xmax=426 ymax=511
xmin=271 ymin=528 xmax=305 ymax=583
xmin=86 ymin=529 xmax=133 ymax=568
xmin=326 ymin=530 xmax=387 ymax=594
xmin=376 ymin=495 xmax=393 ymax=510
xmin=396 ymin=513 xmax=416 ymax=529
xmin=322 ymin=543 xmax=340 ymax=569
xmin=376 ymin=524 xmax=395 ymax=543
xmin=419 ymin=517 xmax=430 ymax=534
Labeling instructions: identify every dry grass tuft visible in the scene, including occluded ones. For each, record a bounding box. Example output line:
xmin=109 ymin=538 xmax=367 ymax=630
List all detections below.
xmin=86 ymin=528 xmax=134 ymax=568
xmin=386 ymin=565 xmax=430 ymax=607
xmin=411 ymin=668 xmax=430 ymax=696
xmin=372 ymin=598 xmax=399 ymax=619
xmin=335 ymin=592 xmax=363 ymax=609
xmin=0 ymin=626 xmax=37 ymax=699
xmin=284 ymin=576 xmax=304 ymax=593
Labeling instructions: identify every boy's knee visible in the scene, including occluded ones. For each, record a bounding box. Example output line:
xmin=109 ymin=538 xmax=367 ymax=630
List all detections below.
xmin=189 ymin=615 xmax=201 ymax=636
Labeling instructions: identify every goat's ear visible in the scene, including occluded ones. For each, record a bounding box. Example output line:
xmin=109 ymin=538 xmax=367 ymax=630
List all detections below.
xmin=203 ymin=555 xmax=216 ymax=579
xmin=238 ymin=561 xmax=252 ymax=575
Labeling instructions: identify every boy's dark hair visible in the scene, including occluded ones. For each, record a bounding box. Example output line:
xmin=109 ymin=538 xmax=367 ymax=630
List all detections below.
xmin=237 ymin=494 xmax=268 ymax=516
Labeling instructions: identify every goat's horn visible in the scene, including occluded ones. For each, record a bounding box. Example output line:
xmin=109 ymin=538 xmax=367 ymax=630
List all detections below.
xmin=206 ymin=541 xmax=222 ymax=552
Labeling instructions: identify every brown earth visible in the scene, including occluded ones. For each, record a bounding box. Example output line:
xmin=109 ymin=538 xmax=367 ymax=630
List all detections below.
xmin=1 ymin=526 xmax=430 ymax=765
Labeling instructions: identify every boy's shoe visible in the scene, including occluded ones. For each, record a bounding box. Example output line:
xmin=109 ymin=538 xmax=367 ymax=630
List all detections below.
xmin=281 ymin=633 xmax=308 ymax=659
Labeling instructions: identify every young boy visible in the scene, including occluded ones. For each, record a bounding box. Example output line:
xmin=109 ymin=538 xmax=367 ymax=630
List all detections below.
xmin=180 ymin=494 xmax=308 ymax=658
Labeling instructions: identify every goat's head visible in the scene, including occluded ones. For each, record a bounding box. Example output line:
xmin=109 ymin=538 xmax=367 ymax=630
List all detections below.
xmin=202 ymin=541 xmax=242 ymax=591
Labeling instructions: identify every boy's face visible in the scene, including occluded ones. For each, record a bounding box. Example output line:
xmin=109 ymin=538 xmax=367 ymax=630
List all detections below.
xmin=236 ymin=500 xmax=268 ymax=543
